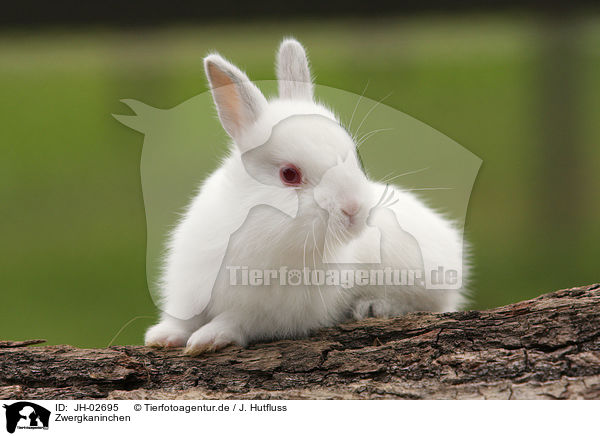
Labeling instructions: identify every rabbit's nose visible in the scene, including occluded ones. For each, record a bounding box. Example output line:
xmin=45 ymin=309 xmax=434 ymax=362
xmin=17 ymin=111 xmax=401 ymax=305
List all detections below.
xmin=342 ymin=201 xmax=361 ymax=218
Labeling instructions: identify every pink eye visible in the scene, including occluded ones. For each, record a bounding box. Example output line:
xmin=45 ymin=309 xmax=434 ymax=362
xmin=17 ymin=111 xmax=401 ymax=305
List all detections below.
xmin=280 ymin=165 xmax=302 ymax=186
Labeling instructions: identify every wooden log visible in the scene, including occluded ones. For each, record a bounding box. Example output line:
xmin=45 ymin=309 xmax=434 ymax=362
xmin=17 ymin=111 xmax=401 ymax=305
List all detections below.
xmin=1 ymin=284 xmax=599 ymax=400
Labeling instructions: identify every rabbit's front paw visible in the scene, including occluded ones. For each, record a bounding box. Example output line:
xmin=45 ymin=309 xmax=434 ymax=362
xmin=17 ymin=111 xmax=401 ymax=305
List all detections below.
xmin=184 ymin=320 xmax=243 ymax=356
xmin=352 ymin=299 xmax=392 ymax=320
xmin=145 ymin=321 xmax=191 ymax=348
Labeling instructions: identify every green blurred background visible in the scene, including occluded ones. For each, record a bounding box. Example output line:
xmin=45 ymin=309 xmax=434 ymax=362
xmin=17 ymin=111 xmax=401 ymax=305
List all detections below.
xmin=1 ymin=13 xmax=599 ymax=347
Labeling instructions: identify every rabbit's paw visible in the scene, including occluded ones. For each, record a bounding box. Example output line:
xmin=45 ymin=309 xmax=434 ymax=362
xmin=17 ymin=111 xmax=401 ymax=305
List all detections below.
xmin=184 ymin=321 xmax=242 ymax=356
xmin=352 ymin=299 xmax=392 ymax=320
xmin=145 ymin=321 xmax=191 ymax=348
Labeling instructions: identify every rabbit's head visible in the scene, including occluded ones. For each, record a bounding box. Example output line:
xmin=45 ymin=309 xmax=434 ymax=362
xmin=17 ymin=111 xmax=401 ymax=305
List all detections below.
xmin=205 ymin=38 xmax=372 ymax=249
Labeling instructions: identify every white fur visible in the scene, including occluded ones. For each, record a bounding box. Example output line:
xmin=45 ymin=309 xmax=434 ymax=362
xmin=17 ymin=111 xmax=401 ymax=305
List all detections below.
xmin=145 ymin=38 xmax=469 ymax=354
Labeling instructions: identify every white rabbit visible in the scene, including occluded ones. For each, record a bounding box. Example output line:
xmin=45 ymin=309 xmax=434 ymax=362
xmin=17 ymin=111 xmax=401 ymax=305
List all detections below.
xmin=144 ymin=38 xmax=468 ymax=355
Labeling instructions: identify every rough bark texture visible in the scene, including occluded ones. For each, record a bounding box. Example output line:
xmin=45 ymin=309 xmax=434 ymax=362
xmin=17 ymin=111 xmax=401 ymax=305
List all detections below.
xmin=1 ymin=284 xmax=599 ymax=400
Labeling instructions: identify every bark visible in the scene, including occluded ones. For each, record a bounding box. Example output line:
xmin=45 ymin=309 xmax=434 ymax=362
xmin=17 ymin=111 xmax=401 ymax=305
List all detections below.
xmin=1 ymin=284 xmax=599 ymax=400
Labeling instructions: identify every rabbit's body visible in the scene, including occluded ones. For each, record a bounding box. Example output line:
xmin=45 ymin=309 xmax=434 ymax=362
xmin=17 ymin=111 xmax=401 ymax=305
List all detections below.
xmin=342 ymin=181 xmax=467 ymax=318
xmin=155 ymin=149 xmax=348 ymax=348
xmin=145 ymin=39 xmax=468 ymax=354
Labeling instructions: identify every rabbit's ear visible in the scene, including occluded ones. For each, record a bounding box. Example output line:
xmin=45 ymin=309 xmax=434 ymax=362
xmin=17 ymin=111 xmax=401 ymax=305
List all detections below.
xmin=276 ymin=38 xmax=313 ymax=100
xmin=204 ymin=54 xmax=267 ymax=142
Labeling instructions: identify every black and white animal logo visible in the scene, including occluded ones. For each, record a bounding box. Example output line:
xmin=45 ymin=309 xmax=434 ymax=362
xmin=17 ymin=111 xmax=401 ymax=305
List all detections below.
xmin=3 ymin=402 xmax=50 ymax=434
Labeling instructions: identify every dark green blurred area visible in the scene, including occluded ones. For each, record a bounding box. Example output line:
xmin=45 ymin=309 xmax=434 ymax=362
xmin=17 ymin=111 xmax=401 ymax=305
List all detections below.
xmin=1 ymin=14 xmax=599 ymax=347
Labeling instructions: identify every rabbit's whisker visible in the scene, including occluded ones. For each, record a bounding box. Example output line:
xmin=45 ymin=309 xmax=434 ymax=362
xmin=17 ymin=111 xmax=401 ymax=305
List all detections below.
xmin=353 ymin=92 xmax=393 ymax=140
xmin=403 ymin=187 xmax=454 ymax=192
xmin=378 ymin=171 xmax=395 ymax=185
xmin=312 ymin=220 xmax=328 ymax=313
xmin=324 ymin=220 xmax=337 ymax=262
xmin=380 ymin=167 xmax=430 ymax=184
xmin=347 ymin=80 xmax=370 ymax=136
xmin=373 ymin=184 xmax=390 ymax=209
xmin=356 ymin=128 xmax=394 ymax=150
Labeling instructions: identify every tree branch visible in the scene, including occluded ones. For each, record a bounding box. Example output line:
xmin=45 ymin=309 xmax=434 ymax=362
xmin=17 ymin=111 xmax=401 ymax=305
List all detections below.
xmin=1 ymin=284 xmax=599 ymax=399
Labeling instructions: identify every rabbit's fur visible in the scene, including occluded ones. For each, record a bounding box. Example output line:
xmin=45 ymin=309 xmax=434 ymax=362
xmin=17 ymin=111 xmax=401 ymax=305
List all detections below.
xmin=145 ymin=39 xmax=468 ymax=355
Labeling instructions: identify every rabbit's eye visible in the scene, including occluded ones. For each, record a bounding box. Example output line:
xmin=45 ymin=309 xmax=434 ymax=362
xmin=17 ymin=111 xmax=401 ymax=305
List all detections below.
xmin=280 ymin=165 xmax=302 ymax=186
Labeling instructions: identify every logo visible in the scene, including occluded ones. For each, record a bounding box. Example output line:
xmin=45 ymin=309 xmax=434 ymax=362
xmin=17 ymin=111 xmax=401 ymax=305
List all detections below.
xmin=3 ymin=402 xmax=50 ymax=433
